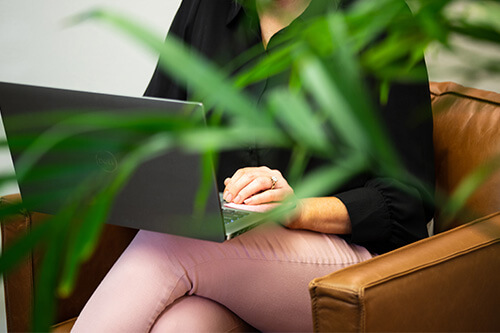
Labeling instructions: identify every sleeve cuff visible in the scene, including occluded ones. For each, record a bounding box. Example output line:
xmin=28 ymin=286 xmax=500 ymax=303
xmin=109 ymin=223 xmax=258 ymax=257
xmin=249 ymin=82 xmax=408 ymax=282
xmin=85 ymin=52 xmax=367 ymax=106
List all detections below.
xmin=335 ymin=187 xmax=392 ymax=244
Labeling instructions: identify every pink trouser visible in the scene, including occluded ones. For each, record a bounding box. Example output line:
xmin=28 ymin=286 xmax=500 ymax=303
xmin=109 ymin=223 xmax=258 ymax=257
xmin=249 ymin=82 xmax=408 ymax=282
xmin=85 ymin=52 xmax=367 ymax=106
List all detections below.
xmin=71 ymin=222 xmax=373 ymax=332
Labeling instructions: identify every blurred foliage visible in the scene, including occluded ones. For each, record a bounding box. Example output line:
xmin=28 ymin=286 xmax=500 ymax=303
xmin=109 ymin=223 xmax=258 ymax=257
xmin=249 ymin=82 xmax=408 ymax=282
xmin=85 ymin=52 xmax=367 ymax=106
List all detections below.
xmin=0 ymin=0 xmax=499 ymax=330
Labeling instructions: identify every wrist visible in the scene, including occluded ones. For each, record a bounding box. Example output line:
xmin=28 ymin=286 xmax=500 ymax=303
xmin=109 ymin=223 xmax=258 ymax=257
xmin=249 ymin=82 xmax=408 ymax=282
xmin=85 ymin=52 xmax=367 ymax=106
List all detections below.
xmin=286 ymin=197 xmax=352 ymax=234
xmin=285 ymin=199 xmax=305 ymax=229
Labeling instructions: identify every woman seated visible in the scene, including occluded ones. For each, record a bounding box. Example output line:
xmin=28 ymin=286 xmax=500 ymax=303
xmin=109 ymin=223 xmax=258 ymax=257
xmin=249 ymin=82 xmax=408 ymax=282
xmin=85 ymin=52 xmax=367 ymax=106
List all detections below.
xmin=72 ymin=0 xmax=434 ymax=331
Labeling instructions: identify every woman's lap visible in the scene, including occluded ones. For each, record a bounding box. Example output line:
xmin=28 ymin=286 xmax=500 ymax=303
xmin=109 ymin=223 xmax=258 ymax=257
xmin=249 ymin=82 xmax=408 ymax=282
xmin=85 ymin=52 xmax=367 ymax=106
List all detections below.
xmin=72 ymin=222 xmax=373 ymax=332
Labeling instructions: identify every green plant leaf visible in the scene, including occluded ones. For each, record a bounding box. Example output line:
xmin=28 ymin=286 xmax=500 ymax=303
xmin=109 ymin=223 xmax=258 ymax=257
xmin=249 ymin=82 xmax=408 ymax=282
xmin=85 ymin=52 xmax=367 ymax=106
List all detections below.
xmin=75 ymin=10 xmax=265 ymax=126
xmin=57 ymin=132 xmax=176 ymax=296
xmin=439 ymin=154 xmax=500 ymax=227
xmin=294 ymin=152 xmax=367 ymax=198
xmin=267 ymin=88 xmax=333 ymax=155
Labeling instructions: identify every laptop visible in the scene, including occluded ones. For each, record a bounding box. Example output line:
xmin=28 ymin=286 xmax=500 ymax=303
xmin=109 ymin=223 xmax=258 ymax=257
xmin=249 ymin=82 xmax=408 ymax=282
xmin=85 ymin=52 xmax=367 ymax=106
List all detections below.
xmin=0 ymin=81 xmax=268 ymax=241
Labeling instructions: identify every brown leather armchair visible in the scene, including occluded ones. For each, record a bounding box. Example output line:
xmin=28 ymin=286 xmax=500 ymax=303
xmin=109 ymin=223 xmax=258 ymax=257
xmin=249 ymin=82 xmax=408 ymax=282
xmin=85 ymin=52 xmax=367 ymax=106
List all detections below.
xmin=2 ymin=81 xmax=500 ymax=332
xmin=309 ymin=82 xmax=500 ymax=332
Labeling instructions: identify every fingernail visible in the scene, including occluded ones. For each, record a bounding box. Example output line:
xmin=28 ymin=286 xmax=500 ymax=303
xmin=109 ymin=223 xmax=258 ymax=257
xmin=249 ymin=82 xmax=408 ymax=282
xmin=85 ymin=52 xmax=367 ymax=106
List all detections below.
xmin=234 ymin=195 xmax=241 ymax=204
xmin=244 ymin=198 xmax=252 ymax=204
xmin=226 ymin=193 xmax=233 ymax=203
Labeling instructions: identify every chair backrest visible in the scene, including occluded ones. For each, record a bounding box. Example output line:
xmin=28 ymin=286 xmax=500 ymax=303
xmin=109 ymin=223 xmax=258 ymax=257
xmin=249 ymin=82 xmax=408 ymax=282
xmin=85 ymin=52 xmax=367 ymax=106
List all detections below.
xmin=430 ymin=81 xmax=500 ymax=232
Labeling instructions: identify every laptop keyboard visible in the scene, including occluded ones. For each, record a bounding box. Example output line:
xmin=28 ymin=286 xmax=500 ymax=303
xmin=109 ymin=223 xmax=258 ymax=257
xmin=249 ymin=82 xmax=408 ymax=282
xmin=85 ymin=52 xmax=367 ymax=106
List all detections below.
xmin=222 ymin=208 xmax=250 ymax=225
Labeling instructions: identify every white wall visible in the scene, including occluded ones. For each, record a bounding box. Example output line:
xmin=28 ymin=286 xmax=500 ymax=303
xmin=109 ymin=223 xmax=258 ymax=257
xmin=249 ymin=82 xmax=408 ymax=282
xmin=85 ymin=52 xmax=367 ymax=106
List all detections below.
xmin=0 ymin=0 xmax=183 ymax=95
xmin=0 ymin=1 xmax=182 ymax=331
xmin=0 ymin=0 xmax=498 ymax=331
xmin=426 ymin=36 xmax=500 ymax=93
xmin=425 ymin=0 xmax=500 ymax=93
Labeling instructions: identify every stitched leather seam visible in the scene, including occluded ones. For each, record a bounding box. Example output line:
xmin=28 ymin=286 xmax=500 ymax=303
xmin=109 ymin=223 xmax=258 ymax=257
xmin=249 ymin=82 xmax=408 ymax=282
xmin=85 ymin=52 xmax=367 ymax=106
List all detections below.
xmin=314 ymin=237 xmax=494 ymax=332
xmin=311 ymin=240 xmax=499 ymax=331
xmin=310 ymin=286 xmax=320 ymax=332
xmin=430 ymin=84 xmax=500 ymax=106
xmin=434 ymin=90 xmax=500 ymax=106
xmin=359 ymin=287 xmax=365 ymax=332
xmin=363 ymin=238 xmax=499 ymax=289
xmin=310 ymin=285 xmax=365 ymax=332
xmin=366 ymin=211 xmax=500 ymax=260
xmin=309 ymin=285 xmax=363 ymax=332
xmin=311 ymin=239 xmax=499 ymax=292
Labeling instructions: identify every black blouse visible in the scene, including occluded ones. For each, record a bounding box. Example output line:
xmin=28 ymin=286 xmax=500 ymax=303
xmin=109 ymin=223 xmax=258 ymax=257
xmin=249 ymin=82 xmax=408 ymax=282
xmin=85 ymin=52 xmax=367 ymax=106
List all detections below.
xmin=145 ymin=0 xmax=435 ymax=254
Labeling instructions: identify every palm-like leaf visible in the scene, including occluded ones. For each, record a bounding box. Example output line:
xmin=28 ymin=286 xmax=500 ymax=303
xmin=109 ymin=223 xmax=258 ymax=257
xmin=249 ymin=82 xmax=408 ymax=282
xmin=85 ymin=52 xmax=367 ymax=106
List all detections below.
xmin=0 ymin=0 xmax=499 ymax=330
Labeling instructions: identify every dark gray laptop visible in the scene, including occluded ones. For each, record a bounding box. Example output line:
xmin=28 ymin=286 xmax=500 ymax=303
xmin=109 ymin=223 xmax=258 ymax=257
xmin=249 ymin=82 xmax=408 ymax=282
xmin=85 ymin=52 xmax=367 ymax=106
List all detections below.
xmin=0 ymin=82 xmax=263 ymax=241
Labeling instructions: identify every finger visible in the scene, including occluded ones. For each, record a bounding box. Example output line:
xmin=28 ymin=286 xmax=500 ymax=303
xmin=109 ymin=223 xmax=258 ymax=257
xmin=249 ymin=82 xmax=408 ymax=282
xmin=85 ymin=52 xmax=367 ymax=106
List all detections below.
xmin=223 ymin=171 xmax=241 ymax=200
xmin=223 ymin=167 xmax=279 ymax=202
xmin=226 ymin=172 xmax=267 ymax=203
xmin=243 ymin=188 xmax=288 ymax=205
xmin=224 ymin=167 xmax=271 ymax=202
xmin=231 ymin=176 xmax=276 ymax=204
xmin=227 ymin=166 xmax=270 ymax=187
xmin=224 ymin=173 xmax=252 ymax=202
xmin=223 ymin=168 xmax=252 ymax=201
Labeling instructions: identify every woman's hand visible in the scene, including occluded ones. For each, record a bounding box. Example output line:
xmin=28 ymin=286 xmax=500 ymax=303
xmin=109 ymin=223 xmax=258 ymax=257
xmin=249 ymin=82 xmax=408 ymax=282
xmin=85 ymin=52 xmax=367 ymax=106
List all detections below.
xmin=223 ymin=167 xmax=352 ymax=235
xmin=223 ymin=166 xmax=294 ymax=205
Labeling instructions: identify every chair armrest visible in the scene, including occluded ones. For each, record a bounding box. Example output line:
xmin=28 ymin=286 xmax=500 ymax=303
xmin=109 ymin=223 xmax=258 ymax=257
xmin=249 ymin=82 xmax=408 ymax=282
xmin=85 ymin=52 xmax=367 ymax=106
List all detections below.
xmin=1 ymin=194 xmax=33 ymax=333
xmin=309 ymin=212 xmax=500 ymax=332
xmin=1 ymin=194 xmax=138 ymax=332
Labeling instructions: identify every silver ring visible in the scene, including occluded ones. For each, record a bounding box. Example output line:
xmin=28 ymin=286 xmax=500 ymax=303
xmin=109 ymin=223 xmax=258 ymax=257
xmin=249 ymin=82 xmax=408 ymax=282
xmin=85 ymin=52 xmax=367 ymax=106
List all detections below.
xmin=270 ymin=176 xmax=278 ymax=190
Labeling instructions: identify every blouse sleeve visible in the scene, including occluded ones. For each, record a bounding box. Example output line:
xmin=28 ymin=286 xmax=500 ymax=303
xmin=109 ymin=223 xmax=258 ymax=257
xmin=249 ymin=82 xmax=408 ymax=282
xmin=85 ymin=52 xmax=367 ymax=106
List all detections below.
xmin=144 ymin=0 xmax=200 ymax=99
xmin=336 ymin=79 xmax=435 ymax=254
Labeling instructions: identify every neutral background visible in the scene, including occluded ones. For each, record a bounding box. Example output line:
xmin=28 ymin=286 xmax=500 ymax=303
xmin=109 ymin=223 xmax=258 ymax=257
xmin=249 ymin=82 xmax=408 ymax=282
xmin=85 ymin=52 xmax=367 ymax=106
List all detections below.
xmin=0 ymin=1 xmax=182 ymax=330
xmin=0 ymin=0 xmax=499 ymax=331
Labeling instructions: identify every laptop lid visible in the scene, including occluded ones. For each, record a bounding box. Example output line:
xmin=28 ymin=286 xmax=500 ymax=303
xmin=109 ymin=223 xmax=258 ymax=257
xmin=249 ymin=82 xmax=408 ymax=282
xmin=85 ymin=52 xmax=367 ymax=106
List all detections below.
xmin=0 ymin=81 xmax=226 ymax=242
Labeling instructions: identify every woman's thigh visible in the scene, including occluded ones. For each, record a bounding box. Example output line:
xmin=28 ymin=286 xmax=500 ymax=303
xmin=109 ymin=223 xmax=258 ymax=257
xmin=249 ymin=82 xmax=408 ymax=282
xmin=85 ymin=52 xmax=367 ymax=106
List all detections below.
xmin=73 ymin=222 xmax=373 ymax=332
xmin=183 ymin=223 xmax=372 ymax=331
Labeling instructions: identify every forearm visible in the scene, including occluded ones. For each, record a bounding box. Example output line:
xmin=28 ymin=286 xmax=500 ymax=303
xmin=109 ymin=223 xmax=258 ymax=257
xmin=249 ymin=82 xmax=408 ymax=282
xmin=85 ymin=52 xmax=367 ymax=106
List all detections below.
xmin=289 ymin=197 xmax=352 ymax=235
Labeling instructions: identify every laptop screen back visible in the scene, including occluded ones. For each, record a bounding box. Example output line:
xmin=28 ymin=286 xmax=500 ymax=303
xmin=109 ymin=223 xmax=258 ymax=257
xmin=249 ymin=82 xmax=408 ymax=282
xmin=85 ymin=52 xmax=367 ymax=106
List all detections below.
xmin=0 ymin=82 xmax=226 ymax=242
